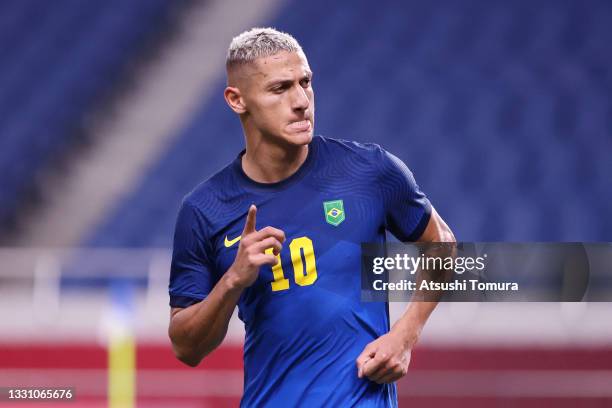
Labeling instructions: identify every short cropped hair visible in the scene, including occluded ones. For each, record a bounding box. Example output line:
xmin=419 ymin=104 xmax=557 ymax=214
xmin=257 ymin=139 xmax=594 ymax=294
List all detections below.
xmin=226 ymin=27 xmax=303 ymax=70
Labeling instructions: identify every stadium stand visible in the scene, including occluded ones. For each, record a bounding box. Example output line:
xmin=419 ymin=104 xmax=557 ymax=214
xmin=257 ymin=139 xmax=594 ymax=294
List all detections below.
xmin=0 ymin=0 xmax=183 ymax=236
xmin=85 ymin=0 xmax=612 ymax=247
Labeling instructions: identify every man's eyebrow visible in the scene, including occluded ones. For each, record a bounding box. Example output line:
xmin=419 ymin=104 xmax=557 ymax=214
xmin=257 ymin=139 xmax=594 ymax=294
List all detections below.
xmin=264 ymin=71 xmax=313 ymax=88
xmin=265 ymin=78 xmax=293 ymax=88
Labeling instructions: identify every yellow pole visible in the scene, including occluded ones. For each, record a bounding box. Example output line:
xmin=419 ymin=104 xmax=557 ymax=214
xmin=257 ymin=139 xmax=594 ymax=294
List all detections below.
xmin=108 ymin=330 xmax=136 ymax=408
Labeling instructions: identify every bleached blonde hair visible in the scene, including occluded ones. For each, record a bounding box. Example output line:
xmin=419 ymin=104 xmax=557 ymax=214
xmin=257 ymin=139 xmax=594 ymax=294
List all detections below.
xmin=226 ymin=27 xmax=303 ymax=70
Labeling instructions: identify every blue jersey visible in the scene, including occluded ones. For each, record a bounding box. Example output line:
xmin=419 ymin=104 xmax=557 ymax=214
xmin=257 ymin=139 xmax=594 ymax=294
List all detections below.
xmin=169 ymin=136 xmax=431 ymax=407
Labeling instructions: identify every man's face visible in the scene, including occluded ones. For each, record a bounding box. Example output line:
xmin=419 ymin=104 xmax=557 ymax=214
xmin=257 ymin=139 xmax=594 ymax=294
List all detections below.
xmin=236 ymin=51 xmax=315 ymax=146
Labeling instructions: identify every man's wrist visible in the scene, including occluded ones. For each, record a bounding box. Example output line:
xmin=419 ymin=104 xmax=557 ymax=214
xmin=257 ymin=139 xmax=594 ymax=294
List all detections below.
xmin=221 ymin=269 xmax=247 ymax=293
xmin=391 ymin=317 xmax=422 ymax=349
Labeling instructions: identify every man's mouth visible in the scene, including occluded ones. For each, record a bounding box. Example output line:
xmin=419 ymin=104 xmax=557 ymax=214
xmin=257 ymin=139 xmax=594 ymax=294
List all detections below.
xmin=287 ymin=120 xmax=312 ymax=132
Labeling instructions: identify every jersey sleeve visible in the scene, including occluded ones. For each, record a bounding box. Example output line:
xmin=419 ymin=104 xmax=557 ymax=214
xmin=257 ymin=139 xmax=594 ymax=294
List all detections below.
xmin=169 ymin=200 xmax=217 ymax=308
xmin=377 ymin=148 xmax=432 ymax=241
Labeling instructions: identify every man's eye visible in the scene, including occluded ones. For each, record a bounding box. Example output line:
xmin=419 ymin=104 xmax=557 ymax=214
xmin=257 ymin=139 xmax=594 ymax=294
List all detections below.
xmin=301 ymin=78 xmax=311 ymax=87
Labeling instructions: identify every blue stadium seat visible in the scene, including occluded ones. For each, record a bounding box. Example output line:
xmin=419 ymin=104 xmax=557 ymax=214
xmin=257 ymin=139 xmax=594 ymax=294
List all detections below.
xmin=0 ymin=0 xmax=178 ymax=231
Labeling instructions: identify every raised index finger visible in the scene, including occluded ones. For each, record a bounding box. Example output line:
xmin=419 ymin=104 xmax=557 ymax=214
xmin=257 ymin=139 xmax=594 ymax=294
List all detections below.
xmin=243 ymin=205 xmax=257 ymax=235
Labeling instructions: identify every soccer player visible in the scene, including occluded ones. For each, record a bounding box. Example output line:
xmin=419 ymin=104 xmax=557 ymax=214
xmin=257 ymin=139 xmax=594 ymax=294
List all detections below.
xmin=168 ymin=27 xmax=455 ymax=407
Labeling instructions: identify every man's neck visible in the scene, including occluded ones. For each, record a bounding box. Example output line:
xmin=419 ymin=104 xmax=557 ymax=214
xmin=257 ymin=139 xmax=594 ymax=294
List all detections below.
xmin=242 ymin=138 xmax=309 ymax=184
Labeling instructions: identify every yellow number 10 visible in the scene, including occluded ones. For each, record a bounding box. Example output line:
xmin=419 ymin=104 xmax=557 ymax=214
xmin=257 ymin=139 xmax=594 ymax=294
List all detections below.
xmin=265 ymin=236 xmax=318 ymax=292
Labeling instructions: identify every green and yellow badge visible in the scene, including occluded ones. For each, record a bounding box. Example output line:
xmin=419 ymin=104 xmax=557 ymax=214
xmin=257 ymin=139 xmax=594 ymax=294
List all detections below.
xmin=323 ymin=200 xmax=345 ymax=226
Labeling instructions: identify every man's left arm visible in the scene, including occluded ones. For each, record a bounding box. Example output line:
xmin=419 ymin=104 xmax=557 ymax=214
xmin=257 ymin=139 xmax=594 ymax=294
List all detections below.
xmin=356 ymin=207 xmax=455 ymax=383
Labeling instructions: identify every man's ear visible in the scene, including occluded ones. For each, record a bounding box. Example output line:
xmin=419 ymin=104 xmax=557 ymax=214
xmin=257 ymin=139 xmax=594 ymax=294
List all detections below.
xmin=224 ymin=86 xmax=247 ymax=114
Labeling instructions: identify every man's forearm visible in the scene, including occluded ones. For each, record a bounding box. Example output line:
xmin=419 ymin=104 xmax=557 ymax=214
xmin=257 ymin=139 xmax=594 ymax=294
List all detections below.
xmin=169 ymin=272 xmax=244 ymax=366
xmin=391 ymin=301 xmax=438 ymax=349
xmin=392 ymin=207 xmax=455 ymax=347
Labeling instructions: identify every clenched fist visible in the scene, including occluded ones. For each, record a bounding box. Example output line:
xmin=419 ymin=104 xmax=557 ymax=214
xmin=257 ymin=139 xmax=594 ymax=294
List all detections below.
xmin=356 ymin=330 xmax=412 ymax=384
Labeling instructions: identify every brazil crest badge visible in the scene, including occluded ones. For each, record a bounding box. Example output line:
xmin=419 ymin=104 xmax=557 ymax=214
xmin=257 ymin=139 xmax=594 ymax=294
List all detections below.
xmin=323 ymin=200 xmax=345 ymax=226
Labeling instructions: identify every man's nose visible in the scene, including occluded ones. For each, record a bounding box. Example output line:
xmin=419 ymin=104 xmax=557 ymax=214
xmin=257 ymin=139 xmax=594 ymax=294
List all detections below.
xmin=291 ymin=85 xmax=309 ymax=111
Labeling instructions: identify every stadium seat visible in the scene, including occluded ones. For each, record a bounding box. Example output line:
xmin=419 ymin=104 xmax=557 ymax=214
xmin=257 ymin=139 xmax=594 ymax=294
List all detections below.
xmin=0 ymin=0 xmax=177 ymax=232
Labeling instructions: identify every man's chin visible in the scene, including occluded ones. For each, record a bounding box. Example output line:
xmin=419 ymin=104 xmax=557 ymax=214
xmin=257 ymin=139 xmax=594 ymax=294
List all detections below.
xmin=282 ymin=131 xmax=313 ymax=146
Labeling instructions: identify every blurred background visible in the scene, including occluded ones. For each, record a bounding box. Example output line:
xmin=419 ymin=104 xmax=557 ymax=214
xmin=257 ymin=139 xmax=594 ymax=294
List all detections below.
xmin=1 ymin=0 xmax=611 ymax=407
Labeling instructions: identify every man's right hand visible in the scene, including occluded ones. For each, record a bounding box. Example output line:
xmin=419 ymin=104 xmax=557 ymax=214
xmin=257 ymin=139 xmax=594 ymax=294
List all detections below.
xmin=226 ymin=204 xmax=286 ymax=289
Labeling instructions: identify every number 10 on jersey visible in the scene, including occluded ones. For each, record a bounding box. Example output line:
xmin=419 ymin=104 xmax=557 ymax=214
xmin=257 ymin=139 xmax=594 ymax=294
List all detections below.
xmin=265 ymin=236 xmax=318 ymax=291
